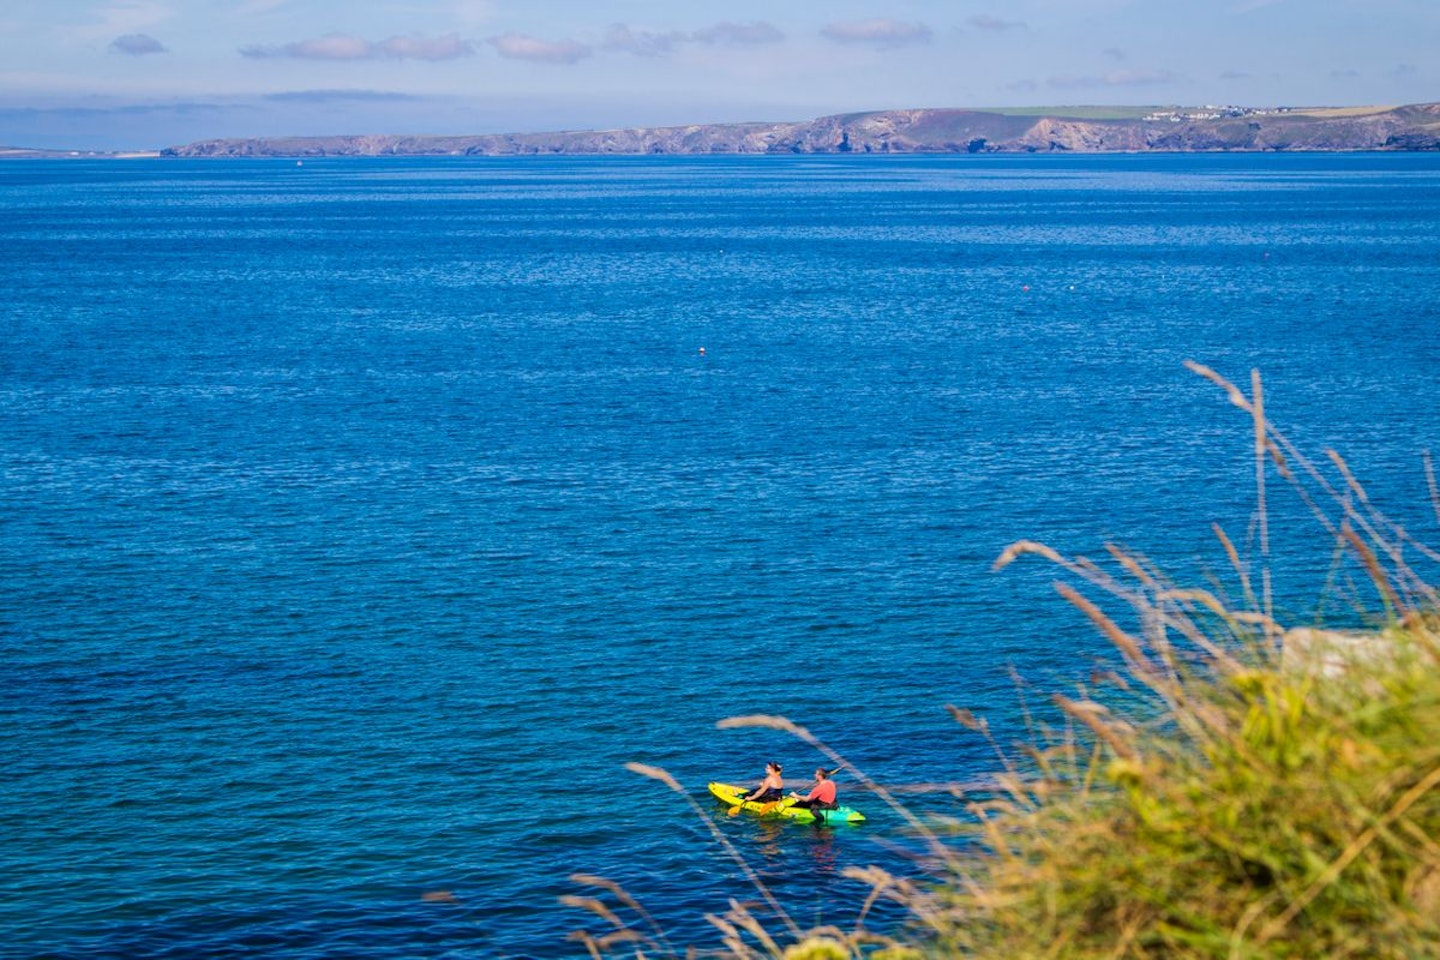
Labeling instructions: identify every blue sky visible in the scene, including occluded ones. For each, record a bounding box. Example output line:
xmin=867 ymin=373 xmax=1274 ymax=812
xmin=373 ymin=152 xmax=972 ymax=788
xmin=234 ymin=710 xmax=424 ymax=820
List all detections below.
xmin=1 ymin=0 xmax=1435 ymax=150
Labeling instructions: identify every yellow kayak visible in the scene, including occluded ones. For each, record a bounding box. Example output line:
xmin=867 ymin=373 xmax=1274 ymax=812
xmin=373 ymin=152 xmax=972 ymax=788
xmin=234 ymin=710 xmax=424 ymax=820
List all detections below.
xmin=708 ymin=782 xmax=866 ymax=824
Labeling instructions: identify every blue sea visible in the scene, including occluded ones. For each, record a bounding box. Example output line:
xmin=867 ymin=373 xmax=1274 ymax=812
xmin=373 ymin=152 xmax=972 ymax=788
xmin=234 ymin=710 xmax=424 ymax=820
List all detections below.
xmin=3 ymin=153 xmax=1439 ymax=958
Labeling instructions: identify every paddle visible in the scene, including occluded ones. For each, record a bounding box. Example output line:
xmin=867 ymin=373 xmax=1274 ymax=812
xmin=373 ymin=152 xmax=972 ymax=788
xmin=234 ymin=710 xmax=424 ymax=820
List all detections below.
xmin=727 ymin=788 xmax=788 ymax=816
xmin=754 ymin=795 xmax=796 ymax=817
xmin=756 ymin=767 xmax=844 ymax=817
xmin=786 ymin=767 xmax=844 ymax=819
xmin=726 ymin=786 xmax=757 ymax=816
xmin=727 ymin=768 xmax=843 ymax=817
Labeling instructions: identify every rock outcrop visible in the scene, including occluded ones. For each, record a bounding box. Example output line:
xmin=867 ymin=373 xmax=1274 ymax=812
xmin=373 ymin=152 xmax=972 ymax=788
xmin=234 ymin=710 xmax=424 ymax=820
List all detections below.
xmin=161 ymin=103 xmax=1440 ymax=158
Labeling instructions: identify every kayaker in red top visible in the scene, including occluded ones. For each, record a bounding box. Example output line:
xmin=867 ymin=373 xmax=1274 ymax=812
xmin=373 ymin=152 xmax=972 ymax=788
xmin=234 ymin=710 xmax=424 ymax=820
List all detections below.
xmin=788 ymin=767 xmax=838 ymax=819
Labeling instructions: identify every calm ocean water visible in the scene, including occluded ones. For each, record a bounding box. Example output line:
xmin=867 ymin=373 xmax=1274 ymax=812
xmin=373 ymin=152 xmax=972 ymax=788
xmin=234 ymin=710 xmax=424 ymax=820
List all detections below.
xmin=3 ymin=153 xmax=1439 ymax=958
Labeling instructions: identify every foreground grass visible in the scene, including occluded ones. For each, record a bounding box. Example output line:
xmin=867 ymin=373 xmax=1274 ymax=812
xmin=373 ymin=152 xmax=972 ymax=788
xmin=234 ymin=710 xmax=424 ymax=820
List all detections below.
xmin=915 ymin=618 xmax=1440 ymax=959
xmin=572 ymin=366 xmax=1440 ymax=958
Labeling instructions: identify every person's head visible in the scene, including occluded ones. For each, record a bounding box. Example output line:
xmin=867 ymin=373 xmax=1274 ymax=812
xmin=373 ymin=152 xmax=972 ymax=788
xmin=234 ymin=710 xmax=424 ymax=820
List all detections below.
xmin=766 ymin=761 xmax=782 ymax=775
xmin=814 ymin=767 xmax=829 ymax=780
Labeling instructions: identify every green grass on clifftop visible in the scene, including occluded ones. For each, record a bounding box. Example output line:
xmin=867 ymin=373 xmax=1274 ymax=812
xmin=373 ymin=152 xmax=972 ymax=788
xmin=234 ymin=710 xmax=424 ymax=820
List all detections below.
xmin=970 ymin=105 xmax=1165 ymax=120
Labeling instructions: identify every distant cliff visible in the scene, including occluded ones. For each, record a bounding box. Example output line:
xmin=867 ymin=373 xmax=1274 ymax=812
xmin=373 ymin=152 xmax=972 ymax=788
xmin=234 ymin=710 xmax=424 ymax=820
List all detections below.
xmin=162 ymin=103 xmax=1440 ymax=157
xmin=0 ymin=146 xmax=159 ymax=159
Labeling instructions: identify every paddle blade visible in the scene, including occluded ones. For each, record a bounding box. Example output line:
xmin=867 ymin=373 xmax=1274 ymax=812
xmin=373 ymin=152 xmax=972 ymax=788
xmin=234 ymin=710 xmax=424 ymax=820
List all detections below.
xmin=757 ymin=797 xmax=794 ymax=816
xmin=726 ymin=804 xmax=742 ymax=816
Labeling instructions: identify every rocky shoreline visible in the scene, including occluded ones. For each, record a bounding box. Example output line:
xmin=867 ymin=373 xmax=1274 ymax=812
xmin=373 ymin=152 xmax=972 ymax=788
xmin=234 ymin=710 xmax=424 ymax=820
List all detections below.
xmin=159 ymin=102 xmax=1440 ymax=157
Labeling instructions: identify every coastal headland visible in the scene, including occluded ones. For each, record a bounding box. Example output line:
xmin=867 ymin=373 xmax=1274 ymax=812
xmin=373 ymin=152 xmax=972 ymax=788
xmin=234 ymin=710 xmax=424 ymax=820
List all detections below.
xmin=156 ymin=102 xmax=1440 ymax=158
xmin=0 ymin=147 xmax=161 ymax=159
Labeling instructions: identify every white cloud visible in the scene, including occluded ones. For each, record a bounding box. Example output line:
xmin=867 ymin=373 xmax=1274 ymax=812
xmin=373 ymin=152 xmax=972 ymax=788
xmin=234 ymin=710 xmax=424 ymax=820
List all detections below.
xmin=240 ymin=33 xmax=475 ymax=61
xmin=110 ymin=32 xmax=167 ymax=55
xmin=377 ymin=34 xmax=473 ymax=61
xmin=967 ymin=15 xmax=1025 ymax=32
xmin=820 ymin=19 xmax=933 ymax=48
xmin=241 ymin=33 xmax=370 ymax=59
xmin=62 ymin=1 xmax=172 ymax=44
xmin=691 ymin=22 xmax=783 ymax=46
xmin=486 ymin=32 xmax=591 ymax=65
xmin=603 ymin=24 xmax=683 ymax=57
xmin=603 ymin=20 xmax=782 ymax=57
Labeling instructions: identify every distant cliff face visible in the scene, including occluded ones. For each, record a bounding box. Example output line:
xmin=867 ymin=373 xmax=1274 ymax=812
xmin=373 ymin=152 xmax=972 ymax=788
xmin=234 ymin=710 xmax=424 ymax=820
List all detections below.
xmin=161 ymin=103 xmax=1440 ymax=158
